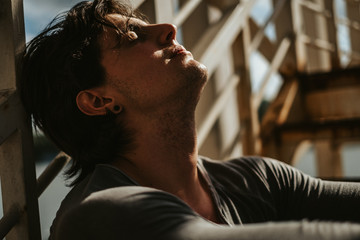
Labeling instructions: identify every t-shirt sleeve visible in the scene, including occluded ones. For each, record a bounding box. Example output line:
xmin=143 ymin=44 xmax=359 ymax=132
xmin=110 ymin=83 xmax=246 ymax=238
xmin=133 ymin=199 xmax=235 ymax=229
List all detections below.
xmin=248 ymin=157 xmax=360 ymax=222
xmin=53 ymin=184 xmax=360 ymax=240
xmin=53 ymin=186 xmax=198 ymax=240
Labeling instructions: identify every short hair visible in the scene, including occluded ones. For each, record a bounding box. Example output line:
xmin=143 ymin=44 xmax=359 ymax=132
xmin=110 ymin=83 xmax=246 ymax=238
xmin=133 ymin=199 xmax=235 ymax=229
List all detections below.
xmin=21 ymin=0 xmax=145 ymax=185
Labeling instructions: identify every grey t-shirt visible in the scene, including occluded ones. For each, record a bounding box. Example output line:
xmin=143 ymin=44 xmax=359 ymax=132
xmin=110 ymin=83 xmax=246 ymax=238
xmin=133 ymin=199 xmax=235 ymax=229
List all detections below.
xmin=50 ymin=157 xmax=360 ymax=240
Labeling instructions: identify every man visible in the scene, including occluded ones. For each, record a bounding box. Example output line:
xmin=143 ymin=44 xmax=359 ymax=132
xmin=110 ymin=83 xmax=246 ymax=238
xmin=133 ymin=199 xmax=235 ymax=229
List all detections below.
xmin=21 ymin=0 xmax=360 ymax=239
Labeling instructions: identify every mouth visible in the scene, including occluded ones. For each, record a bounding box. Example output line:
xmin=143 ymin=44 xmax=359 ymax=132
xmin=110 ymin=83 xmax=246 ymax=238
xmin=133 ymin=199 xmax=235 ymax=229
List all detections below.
xmin=169 ymin=45 xmax=191 ymax=59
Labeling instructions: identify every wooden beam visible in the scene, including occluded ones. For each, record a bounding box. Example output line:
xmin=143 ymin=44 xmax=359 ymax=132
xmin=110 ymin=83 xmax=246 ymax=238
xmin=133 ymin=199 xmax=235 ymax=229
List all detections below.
xmin=323 ymin=0 xmax=340 ymax=68
xmin=0 ymin=90 xmax=17 ymax=145
xmin=261 ymin=79 xmax=299 ymax=138
xmin=315 ymin=140 xmax=343 ymax=178
xmin=253 ymin=36 xmax=291 ymax=109
xmin=198 ymin=74 xmax=240 ymax=148
xmin=272 ymin=0 xmax=298 ymax=74
xmin=173 ymin=0 xmax=202 ymax=26
xmin=298 ymin=0 xmax=332 ymax=18
xmin=233 ymin=22 xmax=261 ymax=155
xmin=346 ymin=0 xmax=360 ymax=66
xmin=192 ymin=0 xmax=256 ymax=76
xmin=248 ymin=18 xmax=277 ymax=62
xmin=247 ymin=0 xmax=287 ymax=55
xmin=298 ymin=33 xmax=335 ymax=52
xmin=305 ymin=86 xmax=360 ymax=120
xmin=0 ymin=0 xmax=41 ymax=239
xmin=154 ymin=0 xmax=174 ymax=23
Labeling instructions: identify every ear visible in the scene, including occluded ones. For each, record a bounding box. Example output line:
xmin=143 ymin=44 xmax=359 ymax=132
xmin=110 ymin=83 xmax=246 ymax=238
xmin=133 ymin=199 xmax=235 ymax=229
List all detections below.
xmin=76 ymin=89 xmax=121 ymax=116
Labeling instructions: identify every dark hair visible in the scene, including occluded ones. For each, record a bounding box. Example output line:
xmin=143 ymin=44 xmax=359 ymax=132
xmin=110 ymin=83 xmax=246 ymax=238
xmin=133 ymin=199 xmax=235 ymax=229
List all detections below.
xmin=21 ymin=0 xmax=144 ymax=185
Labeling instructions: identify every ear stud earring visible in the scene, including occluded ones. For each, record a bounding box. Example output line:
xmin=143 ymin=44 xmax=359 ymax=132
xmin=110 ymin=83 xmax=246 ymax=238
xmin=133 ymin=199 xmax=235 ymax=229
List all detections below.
xmin=113 ymin=105 xmax=121 ymax=112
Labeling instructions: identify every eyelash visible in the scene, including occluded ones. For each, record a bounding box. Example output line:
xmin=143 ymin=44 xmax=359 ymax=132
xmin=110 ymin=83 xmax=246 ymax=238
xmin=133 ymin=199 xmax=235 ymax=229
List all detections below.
xmin=128 ymin=24 xmax=140 ymax=32
xmin=126 ymin=23 xmax=145 ymax=43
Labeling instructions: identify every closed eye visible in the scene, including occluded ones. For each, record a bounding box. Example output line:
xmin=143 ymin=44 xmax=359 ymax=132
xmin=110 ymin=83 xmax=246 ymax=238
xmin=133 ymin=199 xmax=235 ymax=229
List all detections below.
xmin=126 ymin=23 xmax=146 ymax=44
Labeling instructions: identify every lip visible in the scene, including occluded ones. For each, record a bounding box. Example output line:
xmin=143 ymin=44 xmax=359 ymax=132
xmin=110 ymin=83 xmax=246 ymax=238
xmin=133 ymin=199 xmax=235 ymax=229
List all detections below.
xmin=169 ymin=45 xmax=191 ymax=59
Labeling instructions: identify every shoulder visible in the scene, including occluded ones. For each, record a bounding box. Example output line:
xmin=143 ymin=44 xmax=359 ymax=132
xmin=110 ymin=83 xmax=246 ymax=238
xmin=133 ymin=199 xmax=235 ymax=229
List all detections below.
xmin=52 ymin=186 xmax=198 ymax=240
xmin=200 ymin=155 xmax=299 ymax=177
xmin=200 ymin=155 xmax=283 ymax=178
xmin=199 ymin=156 xmax=303 ymax=194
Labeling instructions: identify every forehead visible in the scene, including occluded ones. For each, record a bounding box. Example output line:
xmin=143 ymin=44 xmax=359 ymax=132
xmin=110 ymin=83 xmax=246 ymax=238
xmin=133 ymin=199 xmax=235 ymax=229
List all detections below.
xmin=106 ymin=13 xmax=146 ymax=28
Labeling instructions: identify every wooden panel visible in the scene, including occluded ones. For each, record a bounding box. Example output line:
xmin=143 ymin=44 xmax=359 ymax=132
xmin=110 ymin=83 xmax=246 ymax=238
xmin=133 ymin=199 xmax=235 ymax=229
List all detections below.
xmin=305 ymin=86 xmax=360 ymax=120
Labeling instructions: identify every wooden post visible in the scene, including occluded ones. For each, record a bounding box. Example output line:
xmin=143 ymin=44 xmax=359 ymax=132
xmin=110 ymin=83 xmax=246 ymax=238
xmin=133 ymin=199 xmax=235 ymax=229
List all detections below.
xmin=233 ymin=21 xmax=260 ymax=155
xmin=272 ymin=0 xmax=298 ymax=74
xmin=346 ymin=0 xmax=360 ymax=66
xmin=315 ymin=139 xmax=343 ymax=178
xmin=324 ymin=0 xmax=340 ymax=68
xmin=0 ymin=0 xmax=41 ymax=239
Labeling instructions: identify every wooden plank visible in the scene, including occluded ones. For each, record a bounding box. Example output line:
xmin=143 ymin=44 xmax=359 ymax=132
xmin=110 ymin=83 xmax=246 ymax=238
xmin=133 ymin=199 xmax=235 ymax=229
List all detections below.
xmin=0 ymin=91 xmax=19 ymax=145
xmin=305 ymin=86 xmax=360 ymax=120
xmin=292 ymin=0 xmax=307 ymax=71
xmin=233 ymin=22 xmax=260 ymax=155
xmin=37 ymin=152 xmax=70 ymax=197
xmin=0 ymin=0 xmax=17 ymax=90
xmin=298 ymin=0 xmax=332 ymax=17
xmin=346 ymin=0 xmax=360 ymax=66
xmin=192 ymin=0 xmax=256 ymax=76
xmin=298 ymin=33 xmax=335 ymax=52
xmin=198 ymin=74 xmax=240 ymax=148
xmin=0 ymin=130 xmax=40 ymax=240
xmin=336 ymin=17 xmax=360 ymax=32
xmin=154 ymin=0 xmax=174 ymax=23
xmin=173 ymin=0 xmax=202 ymax=26
xmin=248 ymin=18 xmax=277 ymax=63
xmin=247 ymin=0 xmax=287 ymax=55
xmin=272 ymin=0 xmax=298 ymax=74
xmin=261 ymin=79 xmax=299 ymax=137
xmin=315 ymin=140 xmax=343 ymax=178
xmin=253 ymin=36 xmax=291 ymax=109
xmin=302 ymin=0 xmax=332 ymax=72
xmin=279 ymin=120 xmax=360 ymax=142
xmin=181 ymin=1 xmax=209 ymax=50
xmin=323 ymin=0 xmax=340 ymax=68
xmin=0 ymin=0 xmax=41 ymax=239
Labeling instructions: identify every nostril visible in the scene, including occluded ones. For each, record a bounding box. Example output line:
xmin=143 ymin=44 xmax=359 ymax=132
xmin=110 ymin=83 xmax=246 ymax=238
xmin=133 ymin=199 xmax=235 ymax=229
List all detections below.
xmin=166 ymin=31 xmax=173 ymax=41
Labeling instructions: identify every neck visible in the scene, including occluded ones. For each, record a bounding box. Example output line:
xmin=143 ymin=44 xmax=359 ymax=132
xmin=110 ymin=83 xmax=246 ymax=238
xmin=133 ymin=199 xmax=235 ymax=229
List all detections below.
xmin=114 ymin=106 xmax=199 ymax=197
xmin=112 ymin=106 xmax=219 ymax=222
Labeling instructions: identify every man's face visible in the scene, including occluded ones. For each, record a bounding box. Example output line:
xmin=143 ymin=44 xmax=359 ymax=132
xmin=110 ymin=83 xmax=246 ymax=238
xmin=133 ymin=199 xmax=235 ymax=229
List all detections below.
xmin=99 ymin=14 xmax=208 ymax=114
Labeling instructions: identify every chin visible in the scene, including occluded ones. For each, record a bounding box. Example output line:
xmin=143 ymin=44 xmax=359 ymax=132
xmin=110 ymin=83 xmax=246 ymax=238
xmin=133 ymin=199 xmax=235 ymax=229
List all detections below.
xmin=187 ymin=58 xmax=208 ymax=82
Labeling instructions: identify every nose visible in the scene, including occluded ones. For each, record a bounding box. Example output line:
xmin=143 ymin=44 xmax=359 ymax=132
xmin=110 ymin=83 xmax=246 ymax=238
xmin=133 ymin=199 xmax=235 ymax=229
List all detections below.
xmin=150 ymin=23 xmax=177 ymax=45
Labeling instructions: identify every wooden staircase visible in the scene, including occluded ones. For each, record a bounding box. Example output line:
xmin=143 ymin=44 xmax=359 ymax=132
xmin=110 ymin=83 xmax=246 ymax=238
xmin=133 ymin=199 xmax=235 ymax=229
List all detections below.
xmin=261 ymin=67 xmax=360 ymax=178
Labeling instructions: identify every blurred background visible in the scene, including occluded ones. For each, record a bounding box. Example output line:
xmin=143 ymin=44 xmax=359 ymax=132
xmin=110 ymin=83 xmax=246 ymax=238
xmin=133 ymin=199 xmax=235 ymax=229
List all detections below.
xmin=1 ymin=0 xmax=360 ymax=239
